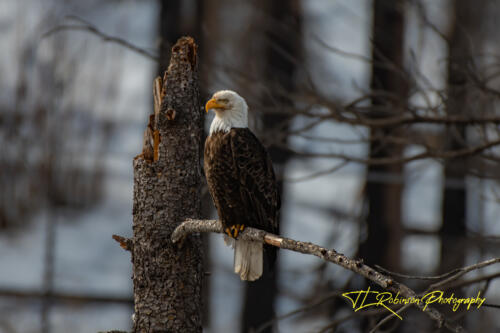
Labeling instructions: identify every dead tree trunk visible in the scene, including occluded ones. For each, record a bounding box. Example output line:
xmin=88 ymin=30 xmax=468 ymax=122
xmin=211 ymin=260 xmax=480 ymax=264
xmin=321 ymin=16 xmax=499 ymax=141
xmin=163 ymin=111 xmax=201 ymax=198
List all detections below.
xmin=132 ymin=36 xmax=203 ymax=333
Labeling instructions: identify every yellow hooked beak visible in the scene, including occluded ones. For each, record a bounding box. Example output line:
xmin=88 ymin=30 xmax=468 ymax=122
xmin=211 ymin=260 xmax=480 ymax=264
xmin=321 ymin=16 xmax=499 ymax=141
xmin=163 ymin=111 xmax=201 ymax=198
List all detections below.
xmin=205 ymin=98 xmax=226 ymax=113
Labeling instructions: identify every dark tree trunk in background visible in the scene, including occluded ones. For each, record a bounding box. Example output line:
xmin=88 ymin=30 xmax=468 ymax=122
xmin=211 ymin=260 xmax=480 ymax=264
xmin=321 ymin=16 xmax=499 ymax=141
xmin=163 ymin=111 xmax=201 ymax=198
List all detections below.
xmin=132 ymin=37 xmax=203 ymax=333
xmin=439 ymin=4 xmax=486 ymax=328
xmin=157 ymin=0 xmax=205 ymax=75
xmin=359 ymin=4 xmax=407 ymax=330
xmin=440 ymin=0 xmax=486 ymax=276
xmin=158 ymin=0 xmax=181 ymax=74
xmin=360 ymin=0 xmax=407 ymax=273
xmin=242 ymin=1 xmax=302 ymax=332
xmin=440 ymin=0 xmax=471 ymax=274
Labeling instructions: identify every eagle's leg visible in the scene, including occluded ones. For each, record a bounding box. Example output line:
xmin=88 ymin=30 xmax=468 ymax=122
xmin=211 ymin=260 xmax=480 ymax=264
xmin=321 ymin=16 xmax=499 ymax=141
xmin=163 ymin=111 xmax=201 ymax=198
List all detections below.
xmin=229 ymin=224 xmax=245 ymax=238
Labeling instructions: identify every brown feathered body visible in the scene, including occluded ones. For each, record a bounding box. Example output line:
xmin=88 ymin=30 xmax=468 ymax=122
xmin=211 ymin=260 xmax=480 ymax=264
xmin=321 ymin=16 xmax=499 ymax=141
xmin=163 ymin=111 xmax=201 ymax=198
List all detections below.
xmin=204 ymin=128 xmax=280 ymax=280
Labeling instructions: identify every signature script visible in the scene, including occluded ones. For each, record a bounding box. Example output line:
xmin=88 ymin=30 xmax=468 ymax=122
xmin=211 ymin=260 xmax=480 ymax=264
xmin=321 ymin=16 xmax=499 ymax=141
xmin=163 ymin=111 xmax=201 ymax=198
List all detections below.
xmin=342 ymin=287 xmax=486 ymax=320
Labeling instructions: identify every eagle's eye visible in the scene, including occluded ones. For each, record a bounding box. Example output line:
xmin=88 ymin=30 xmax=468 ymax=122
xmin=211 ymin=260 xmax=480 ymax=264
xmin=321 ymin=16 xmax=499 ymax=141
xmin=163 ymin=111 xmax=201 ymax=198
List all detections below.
xmin=218 ymin=98 xmax=229 ymax=103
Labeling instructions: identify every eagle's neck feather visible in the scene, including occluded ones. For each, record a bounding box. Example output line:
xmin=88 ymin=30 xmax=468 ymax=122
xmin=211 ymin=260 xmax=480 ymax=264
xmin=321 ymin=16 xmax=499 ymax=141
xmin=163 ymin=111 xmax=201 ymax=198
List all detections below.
xmin=209 ymin=109 xmax=248 ymax=135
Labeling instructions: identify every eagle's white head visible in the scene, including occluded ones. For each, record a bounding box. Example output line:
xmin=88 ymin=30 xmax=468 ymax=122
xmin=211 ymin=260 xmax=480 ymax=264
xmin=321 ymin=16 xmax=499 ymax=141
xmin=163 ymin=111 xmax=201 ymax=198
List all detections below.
xmin=206 ymin=90 xmax=248 ymax=135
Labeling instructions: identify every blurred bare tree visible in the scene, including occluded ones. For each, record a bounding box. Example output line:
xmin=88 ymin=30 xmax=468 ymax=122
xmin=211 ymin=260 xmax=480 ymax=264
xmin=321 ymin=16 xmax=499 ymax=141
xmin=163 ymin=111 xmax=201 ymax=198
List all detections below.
xmin=440 ymin=0 xmax=486 ymax=272
xmin=1 ymin=4 xmax=112 ymax=230
xmin=1 ymin=2 xmax=123 ymax=332
xmin=359 ymin=0 xmax=407 ymax=275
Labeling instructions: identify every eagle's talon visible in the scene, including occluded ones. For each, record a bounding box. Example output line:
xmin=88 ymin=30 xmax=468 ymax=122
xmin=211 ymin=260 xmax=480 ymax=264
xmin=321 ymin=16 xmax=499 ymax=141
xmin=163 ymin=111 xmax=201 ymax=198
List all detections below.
xmin=231 ymin=224 xmax=245 ymax=238
xmin=225 ymin=227 xmax=232 ymax=237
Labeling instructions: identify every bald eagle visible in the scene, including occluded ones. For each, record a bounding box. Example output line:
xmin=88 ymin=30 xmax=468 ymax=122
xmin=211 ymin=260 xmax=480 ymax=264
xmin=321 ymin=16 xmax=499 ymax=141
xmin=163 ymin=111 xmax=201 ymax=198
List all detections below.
xmin=204 ymin=90 xmax=280 ymax=281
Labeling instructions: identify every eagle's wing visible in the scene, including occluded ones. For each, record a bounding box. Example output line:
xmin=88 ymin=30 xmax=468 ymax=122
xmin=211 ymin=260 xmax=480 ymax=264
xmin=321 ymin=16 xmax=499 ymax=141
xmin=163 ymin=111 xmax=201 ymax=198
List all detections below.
xmin=229 ymin=128 xmax=280 ymax=236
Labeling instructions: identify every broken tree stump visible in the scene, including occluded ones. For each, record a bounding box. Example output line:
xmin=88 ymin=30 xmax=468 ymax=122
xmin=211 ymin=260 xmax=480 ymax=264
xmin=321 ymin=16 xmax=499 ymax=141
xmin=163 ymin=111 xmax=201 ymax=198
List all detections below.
xmin=131 ymin=36 xmax=203 ymax=333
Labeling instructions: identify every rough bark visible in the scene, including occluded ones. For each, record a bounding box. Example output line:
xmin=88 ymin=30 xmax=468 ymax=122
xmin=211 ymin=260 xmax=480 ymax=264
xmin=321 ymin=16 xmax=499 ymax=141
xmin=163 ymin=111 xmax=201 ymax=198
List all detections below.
xmin=157 ymin=0 xmax=210 ymax=326
xmin=132 ymin=37 xmax=203 ymax=333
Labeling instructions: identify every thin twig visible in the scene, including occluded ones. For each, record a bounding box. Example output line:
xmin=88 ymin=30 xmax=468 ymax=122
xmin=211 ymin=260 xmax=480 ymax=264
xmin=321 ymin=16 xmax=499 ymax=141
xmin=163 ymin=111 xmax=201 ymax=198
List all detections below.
xmin=0 ymin=288 xmax=132 ymax=304
xmin=369 ymin=304 xmax=412 ymax=333
xmin=282 ymin=161 xmax=349 ymax=183
xmin=375 ymin=265 xmax=462 ymax=281
xmin=283 ymin=137 xmax=500 ymax=166
xmin=316 ymin=307 xmax=403 ymax=333
xmin=442 ymin=272 xmax=500 ymax=291
xmin=254 ymin=291 xmax=343 ymax=333
xmin=42 ymin=15 xmax=158 ymax=61
xmin=428 ymin=258 xmax=500 ymax=290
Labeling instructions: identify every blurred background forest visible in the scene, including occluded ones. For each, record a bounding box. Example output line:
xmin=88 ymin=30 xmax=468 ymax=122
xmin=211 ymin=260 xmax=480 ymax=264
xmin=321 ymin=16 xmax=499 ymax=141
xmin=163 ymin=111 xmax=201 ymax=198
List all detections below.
xmin=1 ymin=0 xmax=500 ymax=332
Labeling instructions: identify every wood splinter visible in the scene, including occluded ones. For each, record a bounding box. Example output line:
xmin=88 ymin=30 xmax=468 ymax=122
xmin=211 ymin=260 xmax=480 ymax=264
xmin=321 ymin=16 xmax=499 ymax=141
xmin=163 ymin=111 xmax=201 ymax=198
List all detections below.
xmin=112 ymin=234 xmax=133 ymax=252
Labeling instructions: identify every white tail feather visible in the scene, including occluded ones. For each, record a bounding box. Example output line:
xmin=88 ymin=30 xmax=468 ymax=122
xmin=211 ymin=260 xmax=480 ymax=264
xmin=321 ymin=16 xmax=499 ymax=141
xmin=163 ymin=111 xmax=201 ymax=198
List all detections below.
xmin=233 ymin=240 xmax=263 ymax=281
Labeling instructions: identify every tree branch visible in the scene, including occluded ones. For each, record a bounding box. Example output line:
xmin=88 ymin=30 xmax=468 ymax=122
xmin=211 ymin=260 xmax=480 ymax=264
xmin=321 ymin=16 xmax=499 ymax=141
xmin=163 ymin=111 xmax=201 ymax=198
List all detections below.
xmin=42 ymin=15 xmax=158 ymax=61
xmin=282 ymin=137 xmax=500 ymax=166
xmin=0 ymin=288 xmax=132 ymax=305
xmin=369 ymin=303 xmax=412 ymax=333
xmin=173 ymin=219 xmax=393 ymax=286
xmin=112 ymin=234 xmax=133 ymax=252
xmin=427 ymin=257 xmax=500 ymax=290
xmin=172 ymin=219 xmax=465 ymax=332
xmin=374 ymin=264 xmax=463 ymax=281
